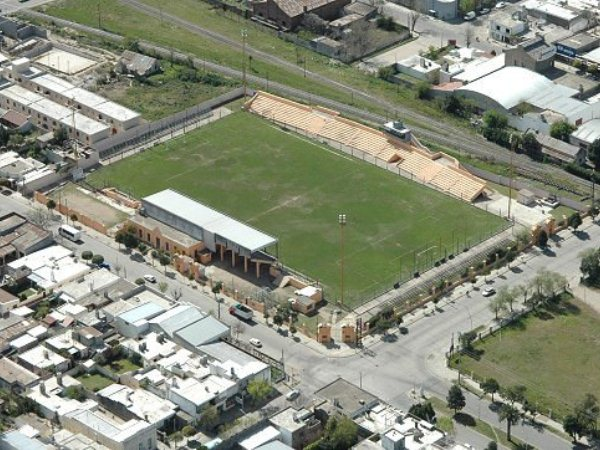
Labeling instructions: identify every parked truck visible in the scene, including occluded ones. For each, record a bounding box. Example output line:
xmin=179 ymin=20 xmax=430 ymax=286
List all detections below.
xmin=229 ymin=303 xmax=254 ymax=320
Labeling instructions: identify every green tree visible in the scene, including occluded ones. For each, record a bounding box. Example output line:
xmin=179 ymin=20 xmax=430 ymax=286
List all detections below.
xmin=459 ymin=0 xmax=476 ymax=12
xmin=486 ymin=442 xmax=498 ymax=450
xmin=568 ymin=212 xmax=583 ymax=231
xmin=498 ymin=403 xmax=520 ymax=441
xmin=483 ymin=110 xmax=508 ymax=130
xmin=502 ymin=385 xmax=526 ymax=405
xmin=574 ymin=393 xmax=599 ymax=436
xmin=588 ymin=139 xmax=600 ymax=169
xmin=53 ymin=126 xmax=69 ymax=145
xmin=535 ymin=229 xmax=548 ymax=248
xmin=46 ymin=199 xmax=56 ymax=212
xmin=158 ymin=281 xmax=168 ymax=293
xmin=273 ymin=314 xmax=284 ymax=330
xmin=247 ymin=378 xmax=272 ymax=404
xmin=123 ymin=232 xmax=139 ymax=250
xmin=81 ymin=250 xmax=93 ymax=260
xmin=320 ymin=416 xmax=358 ymax=450
xmin=481 ymin=378 xmax=500 ymax=402
xmin=489 ymin=296 xmax=507 ymax=320
xmin=496 ymin=285 xmax=515 ymax=312
xmin=198 ymin=404 xmax=219 ymax=430
xmin=416 ymin=81 xmax=432 ymax=100
xmin=91 ymin=254 xmax=104 ymax=265
xmin=159 ymin=254 xmax=171 ymax=274
xmin=521 ymin=132 xmax=542 ymax=160
xmin=168 ymin=431 xmax=183 ymax=448
xmin=459 ymin=330 xmax=477 ymax=351
xmin=580 ymin=248 xmax=600 ymax=285
xmin=64 ymin=385 xmax=86 ymax=401
xmin=70 ymin=214 xmax=78 ymax=226
xmin=446 ymin=384 xmax=466 ymax=414
xmin=563 ymin=413 xmax=583 ymax=442
xmin=550 ymin=120 xmax=576 ymax=142
xmin=408 ymin=402 xmax=436 ymax=422
xmin=442 ymin=94 xmax=471 ymax=118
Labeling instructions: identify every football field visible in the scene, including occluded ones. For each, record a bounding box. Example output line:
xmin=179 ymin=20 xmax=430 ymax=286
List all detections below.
xmin=88 ymin=112 xmax=506 ymax=307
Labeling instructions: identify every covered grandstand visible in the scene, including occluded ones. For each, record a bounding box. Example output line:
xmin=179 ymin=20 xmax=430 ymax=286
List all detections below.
xmin=246 ymin=91 xmax=487 ymax=202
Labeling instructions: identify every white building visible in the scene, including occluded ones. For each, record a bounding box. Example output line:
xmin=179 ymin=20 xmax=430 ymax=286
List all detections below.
xmin=489 ymin=13 xmax=527 ymax=43
xmin=122 ymin=332 xmax=177 ymax=367
xmin=25 ymin=73 xmax=141 ymax=132
xmin=395 ymin=56 xmax=441 ymax=83
xmin=18 ymin=345 xmax=69 ymax=374
xmin=114 ymin=301 xmax=166 ymax=338
xmin=61 ymin=408 xmax=156 ymax=450
xmin=166 ymin=375 xmax=237 ymax=419
xmin=6 ymin=245 xmax=91 ymax=290
xmin=27 ymin=374 xmax=96 ymax=419
xmin=97 ymin=383 xmax=177 ymax=428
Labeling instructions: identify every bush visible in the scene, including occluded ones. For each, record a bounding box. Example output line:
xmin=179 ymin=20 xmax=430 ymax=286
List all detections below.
xmin=91 ymin=254 xmax=104 ymax=265
xmin=135 ymin=278 xmax=145 ymax=285
xmin=378 ymin=66 xmax=395 ymax=80
xmin=81 ymin=251 xmax=93 ymax=260
xmin=416 ymin=81 xmax=432 ymax=100
xmin=182 ymin=425 xmax=196 ymax=437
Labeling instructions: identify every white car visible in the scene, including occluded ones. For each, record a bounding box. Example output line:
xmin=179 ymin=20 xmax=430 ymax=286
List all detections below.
xmin=495 ymin=1 xmax=506 ymax=8
xmin=249 ymin=338 xmax=262 ymax=348
xmin=143 ymin=274 xmax=157 ymax=283
xmin=286 ymin=389 xmax=300 ymax=401
xmin=464 ymin=11 xmax=476 ymax=20
xmin=482 ymin=287 xmax=496 ymax=297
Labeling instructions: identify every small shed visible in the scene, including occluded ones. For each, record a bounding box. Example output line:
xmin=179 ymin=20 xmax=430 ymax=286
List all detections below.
xmin=118 ymin=50 xmax=160 ymax=77
xmin=517 ymin=188 xmax=536 ymax=206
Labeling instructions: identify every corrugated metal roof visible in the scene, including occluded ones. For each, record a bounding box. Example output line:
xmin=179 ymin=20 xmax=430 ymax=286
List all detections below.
xmin=150 ymin=305 xmax=205 ymax=337
xmin=118 ymin=302 xmax=165 ymax=324
xmin=572 ymin=118 xmax=600 ymax=143
xmin=175 ymin=316 xmax=229 ymax=347
xmin=143 ymin=189 xmax=277 ymax=253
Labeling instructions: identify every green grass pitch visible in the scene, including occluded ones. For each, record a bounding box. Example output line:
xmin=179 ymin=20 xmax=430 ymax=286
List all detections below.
xmin=88 ymin=112 xmax=506 ymax=307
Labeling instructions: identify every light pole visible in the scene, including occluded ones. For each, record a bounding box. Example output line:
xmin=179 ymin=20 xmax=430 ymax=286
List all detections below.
xmin=338 ymin=214 xmax=347 ymax=305
xmin=241 ymin=29 xmax=248 ymax=98
xmin=507 ymin=133 xmax=517 ymax=221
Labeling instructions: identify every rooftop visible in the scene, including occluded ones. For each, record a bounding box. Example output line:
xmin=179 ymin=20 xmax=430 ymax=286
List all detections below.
xmin=143 ymin=189 xmax=278 ymax=253
xmin=19 ymin=345 xmax=67 ymax=369
xmin=572 ymin=117 xmax=600 ymax=143
xmin=149 ymin=304 xmax=205 ymax=337
xmin=129 ymin=214 xmax=201 ymax=248
xmin=97 ymin=383 xmax=177 ymax=425
xmin=63 ymin=408 xmax=153 ymax=443
xmin=270 ymin=407 xmax=313 ymax=432
xmin=31 ymin=73 xmax=74 ymax=94
xmin=0 ymin=357 xmax=39 ymax=386
xmin=0 ymin=430 xmax=50 ymax=450
xmin=168 ymin=375 xmax=236 ymax=406
xmin=315 ymin=378 xmax=379 ymax=418
xmin=117 ymin=301 xmax=165 ymax=325
xmin=123 ymin=332 xmax=177 ymax=362
xmin=175 ymin=316 xmax=229 ymax=347
xmin=270 ymin=0 xmax=337 ymax=18
xmin=558 ymin=32 xmax=599 ymax=50
xmin=59 ymin=269 xmax=121 ymax=303
xmin=239 ymin=426 xmax=281 ymax=450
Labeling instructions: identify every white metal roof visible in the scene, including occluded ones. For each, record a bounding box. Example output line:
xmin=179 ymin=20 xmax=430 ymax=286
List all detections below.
xmin=582 ymin=47 xmax=600 ymax=65
xmin=143 ymin=189 xmax=278 ymax=252
xmin=1 ymin=84 xmax=44 ymax=105
xmin=31 ymin=73 xmax=75 ymax=94
xmin=572 ymin=118 xmax=600 ymax=143
xmin=458 ymin=66 xmax=558 ymax=110
xmin=93 ymin=100 xmax=140 ymax=122
xmin=453 ymin=53 xmax=505 ymax=83
xmin=60 ymin=111 xmax=110 ymax=136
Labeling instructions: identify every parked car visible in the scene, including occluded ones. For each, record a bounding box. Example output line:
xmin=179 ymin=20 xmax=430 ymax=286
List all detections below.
xmin=1 ymin=189 xmax=12 ymax=196
xmin=143 ymin=274 xmax=157 ymax=283
xmin=480 ymin=7 xmax=491 ymax=14
xmin=495 ymin=1 xmax=506 ymax=8
xmin=464 ymin=11 xmax=476 ymax=20
xmin=482 ymin=287 xmax=496 ymax=297
xmin=98 ymin=262 xmax=111 ymax=270
xmin=286 ymin=389 xmax=300 ymax=401
xmin=249 ymin=338 xmax=262 ymax=348
xmin=229 ymin=303 xmax=254 ymax=320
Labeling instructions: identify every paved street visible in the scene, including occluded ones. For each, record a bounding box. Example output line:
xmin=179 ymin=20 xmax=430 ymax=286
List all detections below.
xmin=0 ymin=0 xmax=55 ymax=14
xmin=3 ymin=191 xmax=596 ymax=449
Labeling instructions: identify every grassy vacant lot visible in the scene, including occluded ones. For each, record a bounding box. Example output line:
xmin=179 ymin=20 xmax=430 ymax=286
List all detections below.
xmin=97 ymin=62 xmax=237 ymax=120
xmin=88 ymin=112 xmax=504 ymax=306
xmin=452 ymin=299 xmax=600 ymax=420
xmin=39 ymin=0 xmax=467 ymax=130
xmin=102 ymin=358 xmax=141 ymax=375
xmin=76 ymin=373 xmax=113 ymax=392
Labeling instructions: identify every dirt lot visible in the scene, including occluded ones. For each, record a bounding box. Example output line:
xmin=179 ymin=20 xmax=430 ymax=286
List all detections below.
xmin=50 ymin=183 xmax=127 ymax=228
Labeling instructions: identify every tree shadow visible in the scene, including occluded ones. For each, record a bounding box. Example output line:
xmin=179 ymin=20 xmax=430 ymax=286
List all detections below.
xmin=542 ymin=247 xmax=556 ymax=257
xmin=532 ymin=309 xmax=554 ymax=321
xmin=510 ymin=266 xmax=523 ymax=274
xmin=454 ymin=412 xmax=476 ymax=427
xmin=575 ymin=230 xmax=590 ymax=240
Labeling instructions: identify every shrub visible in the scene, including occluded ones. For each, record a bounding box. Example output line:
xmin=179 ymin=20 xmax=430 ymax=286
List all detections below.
xmin=91 ymin=254 xmax=104 ymax=265
xmin=182 ymin=425 xmax=196 ymax=437
xmin=135 ymin=278 xmax=145 ymax=285
xmin=81 ymin=251 xmax=93 ymax=260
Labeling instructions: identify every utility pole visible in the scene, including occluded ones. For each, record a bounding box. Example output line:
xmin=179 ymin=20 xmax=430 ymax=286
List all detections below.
xmin=97 ymin=2 xmax=101 ymax=29
xmin=338 ymin=214 xmax=347 ymax=305
xmin=507 ymin=133 xmax=517 ymax=220
xmin=241 ymin=29 xmax=248 ymax=98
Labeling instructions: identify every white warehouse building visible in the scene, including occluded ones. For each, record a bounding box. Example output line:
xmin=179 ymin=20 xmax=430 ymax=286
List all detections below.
xmin=25 ymin=73 xmax=141 ymax=132
xmin=0 ymin=84 xmax=110 ymax=144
